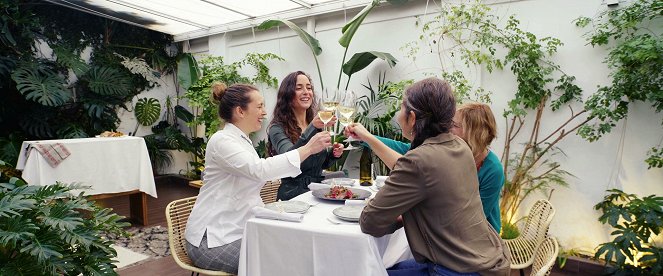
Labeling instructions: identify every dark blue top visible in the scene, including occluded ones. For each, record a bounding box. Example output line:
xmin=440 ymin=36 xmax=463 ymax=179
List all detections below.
xmin=373 ymin=136 xmax=504 ymax=232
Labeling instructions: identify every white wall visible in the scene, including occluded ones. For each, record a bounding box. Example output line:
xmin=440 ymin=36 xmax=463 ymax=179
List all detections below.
xmin=139 ymin=0 xmax=662 ymax=251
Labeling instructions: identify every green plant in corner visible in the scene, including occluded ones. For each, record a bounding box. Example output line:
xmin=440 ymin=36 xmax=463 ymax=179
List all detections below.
xmin=594 ymin=189 xmax=663 ymax=275
xmin=0 ymin=160 xmax=130 ymax=275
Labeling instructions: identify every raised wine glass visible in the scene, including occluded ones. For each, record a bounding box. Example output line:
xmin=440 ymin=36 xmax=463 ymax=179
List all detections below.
xmin=338 ymin=90 xmax=357 ymax=150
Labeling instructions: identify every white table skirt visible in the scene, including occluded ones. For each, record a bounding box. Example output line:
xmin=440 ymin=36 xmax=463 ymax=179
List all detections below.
xmin=16 ymin=137 xmax=157 ymax=198
xmin=238 ymin=187 xmax=412 ymax=276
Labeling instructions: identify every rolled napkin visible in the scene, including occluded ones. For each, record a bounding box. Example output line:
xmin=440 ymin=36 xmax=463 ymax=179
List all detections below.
xmin=375 ymin=176 xmax=388 ymax=188
xmin=252 ymin=206 xmax=304 ymax=222
xmin=345 ymin=198 xmax=368 ymax=207
xmin=307 ymin=182 xmax=328 ymax=191
xmin=31 ymin=143 xmax=71 ymax=168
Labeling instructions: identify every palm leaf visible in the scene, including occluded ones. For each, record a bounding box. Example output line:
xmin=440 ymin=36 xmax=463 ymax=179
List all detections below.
xmin=84 ymin=67 xmax=132 ymax=96
xmin=11 ymin=65 xmax=70 ymax=106
xmin=135 ymin=98 xmax=161 ymax=126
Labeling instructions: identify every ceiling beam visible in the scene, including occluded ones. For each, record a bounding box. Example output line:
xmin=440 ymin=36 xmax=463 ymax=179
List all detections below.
xmin=107 ymin=0 xmax=211 ymax=29
xmin=200 ymin=0 xmax=255 ymax=18
xmin=289 ymin=0 xmax=312 ymax=9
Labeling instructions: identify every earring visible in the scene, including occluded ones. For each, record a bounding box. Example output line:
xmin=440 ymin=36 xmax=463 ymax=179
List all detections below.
xmin=409 ymin=130 xmax=413 ymax=136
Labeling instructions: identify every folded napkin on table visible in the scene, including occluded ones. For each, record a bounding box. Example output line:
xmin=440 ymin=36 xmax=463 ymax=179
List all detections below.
xmin=252 ymin=206 xmax=303 ymax=222
xmin=345 ymin=199 xmax=368 ymax=207
xmin=307 ymin=182 xmax=328 ymax=191
xmin=31 ymin=143 xmax=71 ymax=168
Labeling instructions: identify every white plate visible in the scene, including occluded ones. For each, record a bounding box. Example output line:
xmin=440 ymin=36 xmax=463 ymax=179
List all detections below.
xmin=264 ymin=201 xmax=310 ymax=214
xmin=312 ymin=187 xmax=371 ymax=201
xmin=332 ymin=205 xmax=364 ymax=222
xmin=321 ymin=178 xmax=355 ymax=186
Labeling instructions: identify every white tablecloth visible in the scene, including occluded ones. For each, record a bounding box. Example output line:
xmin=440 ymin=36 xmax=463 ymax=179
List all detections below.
xmin=16 ymin=137 xmax=157 ymax=198
xmin=238 ymin=186 xmax=412 ymax=276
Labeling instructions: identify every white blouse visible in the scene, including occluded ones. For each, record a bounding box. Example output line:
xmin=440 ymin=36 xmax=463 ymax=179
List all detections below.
xmin=185 ymin=123 xmax=302 ymax=248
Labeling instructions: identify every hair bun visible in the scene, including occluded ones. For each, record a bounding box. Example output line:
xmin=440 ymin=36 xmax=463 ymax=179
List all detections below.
xmin=211 ymin=82 xmax=228 ymax=103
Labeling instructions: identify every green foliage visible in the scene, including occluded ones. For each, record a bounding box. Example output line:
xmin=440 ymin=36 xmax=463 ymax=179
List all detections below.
xmin=408 ymin=0 xmax=584 ymax=224
xmin=0 ymin=1 xmax=176 ymax=144
xmin=0 ymin=132 xmax=23 ymax=166
xmin=258 ymin=0 xmax=404 ymax=90
xmin=0 ymin=161 xmax=129 ymax=275
xmin=575 ymin=0 xmax=662 ymax=167
xmin=594 ymin=189 xmax=663 ymax=275
xmin=134 ymin=98 xmax=162 ymax=126
xmin=177 ymin=53 xmax=200 ymax=91
xmin=11 ymin=63 xmax=71 ymax=106
xmin=500 ymin=220 xmax=520 ymax=239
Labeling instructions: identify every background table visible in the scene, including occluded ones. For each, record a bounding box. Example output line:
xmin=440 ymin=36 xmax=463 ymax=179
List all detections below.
xmin=16 ymin=136 xmax=157 ymax=225
xmin=238 ymin=186 xmax=412 ymax=276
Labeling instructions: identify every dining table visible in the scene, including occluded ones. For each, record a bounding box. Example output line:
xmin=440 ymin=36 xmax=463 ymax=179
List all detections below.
xmin=238 ymin=183 xmax=412 ymax=276
xmin=16 ymin=136 xmax=157 ymax=225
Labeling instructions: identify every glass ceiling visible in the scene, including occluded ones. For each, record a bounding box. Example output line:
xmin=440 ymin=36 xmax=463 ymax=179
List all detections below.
xmin=47 ymin=0 xmax=372 ymax=41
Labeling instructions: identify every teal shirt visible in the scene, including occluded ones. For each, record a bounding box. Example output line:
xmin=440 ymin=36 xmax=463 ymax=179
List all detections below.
xmin=373 ymin=136 xmax=504 ymax=233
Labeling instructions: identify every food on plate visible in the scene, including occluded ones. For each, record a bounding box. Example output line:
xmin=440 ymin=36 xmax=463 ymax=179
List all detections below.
xmin=99 ymin=131 xmax=125 ymax=137
xmin=325 ymin=186 xmax=358 ymax=200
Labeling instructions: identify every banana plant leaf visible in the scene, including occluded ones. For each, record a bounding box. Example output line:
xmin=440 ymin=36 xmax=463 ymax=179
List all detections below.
xmin=258 ymin=19 xmax=322 ymax=56
xmin=134 ymin=98 xmax=161 ymax=126
xmin=342 ymin=51 xmax=397 ymax=76
xmin=174 ymin=105 xmax=194 ymax=123
xmin=177 ymin=53 xmax=200 ymax=91
xmin=338 ymin=0 xmax=379 ymax=48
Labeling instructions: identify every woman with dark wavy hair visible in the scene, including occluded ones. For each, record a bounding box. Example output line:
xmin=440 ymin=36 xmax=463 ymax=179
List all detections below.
xmin=346 ymin=77 xmax=510 ymax=276
xmin=268 ymin=71 xmax=344 ymax=201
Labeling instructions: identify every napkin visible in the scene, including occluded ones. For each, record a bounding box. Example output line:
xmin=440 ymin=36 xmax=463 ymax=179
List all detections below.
xmin=31 ymin=143 xmax=71 ymax=168
xmin=252 ymin=206 xmax=303 ymax=222
xmin=345 ymin=199 xmax=368 ymax=207
xmin=307 ymin=183 xmax=328 ymax=191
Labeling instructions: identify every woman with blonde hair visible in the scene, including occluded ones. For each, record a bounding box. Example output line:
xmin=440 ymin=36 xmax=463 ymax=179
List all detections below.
xmin=452 ymin=102 xmax=504 ymax=233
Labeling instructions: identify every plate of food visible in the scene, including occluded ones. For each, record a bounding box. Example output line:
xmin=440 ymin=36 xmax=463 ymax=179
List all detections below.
xmin=264 ymin=201 xmax=310 ymax=214
xmin=333 ymin=205 xmax=363 ymax=222
xmin=321 ymin=178 xmax=355 ymax=186
xmin=96 ymin=131 xmax=126 ymax=137
xmin=312 ymin=186 xmax=371 ymax=201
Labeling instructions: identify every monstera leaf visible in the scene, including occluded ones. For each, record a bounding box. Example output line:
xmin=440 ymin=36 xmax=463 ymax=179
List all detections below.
xmin=134 ymin=98 xmax=161 ymax=126
xmin=52 ymin=45 xmax=89 ymax=77
xmin=84 ymin=66 xmax=132 ymax=96
xmin=11 ymin=64 xmax=70 ymax=107
xmin=56 ymin=124 xmax=88 ymax=139
xmin=19 ymin=110 xmax=55 ymax=138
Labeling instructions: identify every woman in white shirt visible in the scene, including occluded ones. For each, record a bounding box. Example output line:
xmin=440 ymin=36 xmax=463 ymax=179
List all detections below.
xmin=185 ymin=82 xmax=331 ymax=274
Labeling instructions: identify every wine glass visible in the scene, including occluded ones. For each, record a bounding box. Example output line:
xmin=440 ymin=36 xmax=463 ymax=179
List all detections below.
xmin=338 ymin=90 xmax=357 ymax=150
xmin=319 ymin=88 xmax=339 ymax=134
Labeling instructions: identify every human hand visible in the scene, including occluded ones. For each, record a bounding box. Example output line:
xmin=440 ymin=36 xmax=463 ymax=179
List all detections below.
xmin=312 ymin=115 xmax=337 ymax=130
xmin=331 ymin=143 xmax=344 ymax=157
xmin=303 ymin=131 xmax=332 ymax=155
xmin=344 ymin=123 xmax=372 ymax=141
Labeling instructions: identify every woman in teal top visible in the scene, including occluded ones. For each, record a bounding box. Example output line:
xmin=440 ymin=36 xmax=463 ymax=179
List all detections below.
xmin=361 ymin=103 xmax=504 ymax=233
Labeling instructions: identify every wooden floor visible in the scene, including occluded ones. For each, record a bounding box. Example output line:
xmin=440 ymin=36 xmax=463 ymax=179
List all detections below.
xmin=99 ymin=176 xmax=603 ymax=276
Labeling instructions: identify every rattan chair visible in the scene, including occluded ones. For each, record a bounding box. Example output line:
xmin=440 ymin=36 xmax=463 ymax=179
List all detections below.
xmin=259 ymin=180 xmax=281 ymax=204
xmin=503 ymin=199 xmax=556 ymax=276
xmin=530 ymin=236 xmax=559 ymax=276
xmin=165 ymin=196 xmax=233 ymax=276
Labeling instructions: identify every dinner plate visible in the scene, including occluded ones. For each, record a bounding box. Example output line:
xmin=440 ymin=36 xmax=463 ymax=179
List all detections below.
xmin=264 ymin=201 xmax=310 ymax=214
xmin=321 ymin=178 xmax=355 ymax=186
xmin=333 ymin=205 xmax=364 ymax=222
xmin=311 ymin=187 xmax=371 ymax=201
